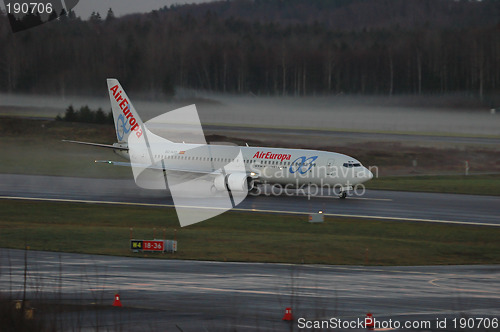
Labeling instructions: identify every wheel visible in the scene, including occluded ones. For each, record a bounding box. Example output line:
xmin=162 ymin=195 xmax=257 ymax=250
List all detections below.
xmin=248 ymin=186 xmax=260 ymax=196
xmin=339 ymin=191 xmax=347 ymax=199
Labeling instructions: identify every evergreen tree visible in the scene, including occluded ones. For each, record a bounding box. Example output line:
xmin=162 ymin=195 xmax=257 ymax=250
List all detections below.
xmin=89 ymin=11 xmax=102 ymax=22
xmin=105 ymin=8 xmax=115 ymax=22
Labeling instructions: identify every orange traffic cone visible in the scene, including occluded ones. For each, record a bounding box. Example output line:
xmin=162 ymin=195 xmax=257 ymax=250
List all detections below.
xmin=282 ymin=307 xmax=293 ymax=321
xmin=112 ymin=293 xmax=122 ymax=307
xmin=365 ymin=312 xmax=374 ymax=330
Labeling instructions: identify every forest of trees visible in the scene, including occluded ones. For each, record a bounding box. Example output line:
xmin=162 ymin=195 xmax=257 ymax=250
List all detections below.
xmin=55 ymin=105 xmax=113 ymax=124
xmin=0 ymin=0 xmax=499 ymax=100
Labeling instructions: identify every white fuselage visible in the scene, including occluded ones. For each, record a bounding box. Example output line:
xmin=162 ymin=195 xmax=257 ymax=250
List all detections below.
xmin=117 ymin=141 xmax=373 ymax=189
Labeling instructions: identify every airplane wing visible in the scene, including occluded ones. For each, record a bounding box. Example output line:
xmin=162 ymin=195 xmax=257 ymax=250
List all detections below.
xmin=95 ymin=160 xmax=224 ymax=175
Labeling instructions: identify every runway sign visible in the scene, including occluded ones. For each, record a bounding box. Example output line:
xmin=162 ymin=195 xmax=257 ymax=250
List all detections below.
xmin=130 ymin=240 xmax=165 ymax=252
xmin=144 ymin=240 xmax=165 ymax=251
xmin=130 ymin=240 xmax=143 ymax=251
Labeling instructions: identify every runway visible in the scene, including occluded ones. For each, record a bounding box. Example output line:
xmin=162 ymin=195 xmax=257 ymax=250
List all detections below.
xmin=1 ymin=248 xmax=498 ymax=331
xmin=0 ymin=174 xmax=499 ymax=226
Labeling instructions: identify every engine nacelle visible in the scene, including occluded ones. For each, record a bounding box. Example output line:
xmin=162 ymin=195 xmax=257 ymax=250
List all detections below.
xmin=213 ymin=173 xmax=255 ymax=192
xmin=213 ymin=174 xmax=227 ymax=191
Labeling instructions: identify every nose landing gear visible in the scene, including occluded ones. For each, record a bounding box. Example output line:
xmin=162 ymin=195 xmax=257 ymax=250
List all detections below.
xmin=337 ymin=185 xmax=352 ymax=199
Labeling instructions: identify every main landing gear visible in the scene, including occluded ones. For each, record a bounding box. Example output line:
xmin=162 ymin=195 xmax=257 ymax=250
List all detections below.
xmin=339 ymin=191 xmax=347 ymax=199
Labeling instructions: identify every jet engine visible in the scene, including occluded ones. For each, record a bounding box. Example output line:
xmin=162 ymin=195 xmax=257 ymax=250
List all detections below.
xmin=213 ymin=173 xmax=255 ymax=192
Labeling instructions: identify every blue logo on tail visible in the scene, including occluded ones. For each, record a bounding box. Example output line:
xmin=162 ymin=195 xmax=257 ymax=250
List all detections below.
xmin=116 ymin=113 xmax=131 ymax=141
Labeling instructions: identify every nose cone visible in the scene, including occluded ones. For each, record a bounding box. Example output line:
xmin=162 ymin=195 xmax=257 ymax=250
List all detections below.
xmin=357 ymin=167 xmax=373 ymax=183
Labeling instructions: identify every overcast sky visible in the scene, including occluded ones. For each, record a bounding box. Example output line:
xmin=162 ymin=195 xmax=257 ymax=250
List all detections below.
xmin=74 ymin=0 xmax=212 ymax=19
xmin=0 ymin=0 xmax=212 ymax=20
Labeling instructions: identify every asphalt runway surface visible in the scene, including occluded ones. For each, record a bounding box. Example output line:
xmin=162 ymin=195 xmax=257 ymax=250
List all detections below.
xmin=1 ymin=248 xmax=499 ymax=331
xmin=0 ymin=174 xmax=499 ymax=226
xmin=1 ymin=174 xmax=499 ymax=330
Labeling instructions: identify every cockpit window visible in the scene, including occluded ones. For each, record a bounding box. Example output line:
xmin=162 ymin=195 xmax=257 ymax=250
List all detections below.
xmin=343 ymin=162 xmax=362 ymax=167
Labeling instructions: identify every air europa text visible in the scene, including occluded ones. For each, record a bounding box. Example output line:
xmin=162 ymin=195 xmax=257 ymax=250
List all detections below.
xmin=252 ymin=151 xmax=291 ymax=162
xmin=110 ymin=84 xmax=143 ymax=138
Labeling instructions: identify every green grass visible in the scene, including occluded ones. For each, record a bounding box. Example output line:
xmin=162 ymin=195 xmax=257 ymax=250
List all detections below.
xmin=0 ymin=136 xmax=131 ymax=178
xmin=0 ymin=117 xmax=130 ymax=178
xmin=1 ymin=200 xmax=499 ymax=266
xmin=367 ymin=174 xmax=500 ymax=196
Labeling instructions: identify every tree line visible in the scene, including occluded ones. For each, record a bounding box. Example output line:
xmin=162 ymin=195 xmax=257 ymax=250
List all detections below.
xmin=0 ymin=0 xmax=498 ymax=100
xmin=56 ymin=105 xmax=113 ymax=124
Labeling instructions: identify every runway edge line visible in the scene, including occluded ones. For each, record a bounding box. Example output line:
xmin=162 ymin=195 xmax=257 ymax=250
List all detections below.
xmin=0 ymin=195 xmax=498 ymax=227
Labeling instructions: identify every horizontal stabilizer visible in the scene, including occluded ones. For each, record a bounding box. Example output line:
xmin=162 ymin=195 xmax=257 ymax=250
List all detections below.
xmin=63 ymin=140 xmax=129 ymax=151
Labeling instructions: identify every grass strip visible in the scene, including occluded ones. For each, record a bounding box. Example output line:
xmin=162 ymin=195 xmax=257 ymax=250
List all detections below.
xmin=1 ymin=200 xmax=499 ymax=266
xmin=367 ymin=174 xmax=500 ymax=196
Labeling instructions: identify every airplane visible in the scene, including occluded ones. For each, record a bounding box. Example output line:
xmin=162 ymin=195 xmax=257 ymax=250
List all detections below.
xmin=65 ymin=79 xmax=373 ymax=224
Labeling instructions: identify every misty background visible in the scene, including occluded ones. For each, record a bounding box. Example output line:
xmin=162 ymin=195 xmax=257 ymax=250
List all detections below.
xmin=0 ymin=0 xmax=499 ymax=98
xmin=0 ymin=0 xmax=499 ymax=135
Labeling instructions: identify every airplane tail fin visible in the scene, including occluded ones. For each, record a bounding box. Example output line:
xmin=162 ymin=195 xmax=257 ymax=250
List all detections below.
xmin=107 ymin=78 xmax=145 ymax=143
